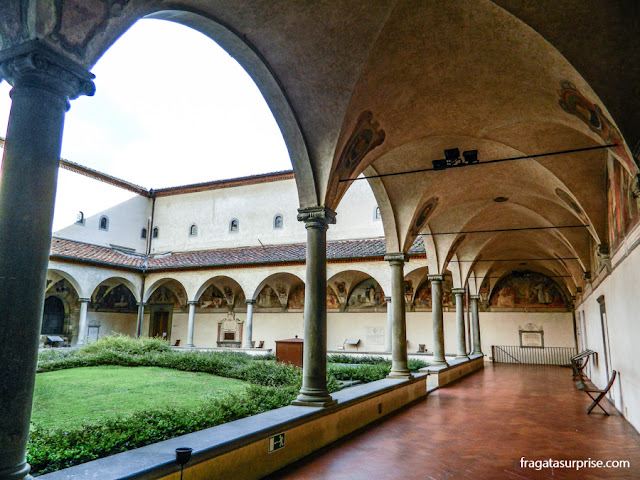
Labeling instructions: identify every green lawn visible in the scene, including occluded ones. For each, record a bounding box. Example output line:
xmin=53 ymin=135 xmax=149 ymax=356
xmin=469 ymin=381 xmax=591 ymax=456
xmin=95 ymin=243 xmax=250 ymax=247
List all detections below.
xmin=32 ymin=366 xmax=247 ymax=429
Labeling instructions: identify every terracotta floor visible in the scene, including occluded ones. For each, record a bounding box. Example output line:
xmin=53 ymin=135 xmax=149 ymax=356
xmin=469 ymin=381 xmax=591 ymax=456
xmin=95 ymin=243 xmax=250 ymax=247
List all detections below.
xmin=264 ymin=364 xmax=640 ymax=480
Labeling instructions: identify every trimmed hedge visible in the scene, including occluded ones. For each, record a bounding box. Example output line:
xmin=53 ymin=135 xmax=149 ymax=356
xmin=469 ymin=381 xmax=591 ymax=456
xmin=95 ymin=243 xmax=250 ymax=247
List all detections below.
xmin=28 ymin=384 xmax=299 ymax=476
xmin=30 ymin=336 xmax=424 ymax=475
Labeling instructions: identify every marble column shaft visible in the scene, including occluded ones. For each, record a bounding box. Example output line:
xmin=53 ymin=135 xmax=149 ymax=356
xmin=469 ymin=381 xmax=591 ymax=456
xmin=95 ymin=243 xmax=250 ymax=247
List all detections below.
xmin=453 ymin=288 xmax=469 ymax=360
xmin=0 ymin=42 xmax=95 ymax=480
xmin=136 ymin=302 xmax=145 ymax=338
xmin=186 ymin=301 xmax=197 ymax=347
xmin=429 ymin=274 xmax=448 ymax=366
xmin=76 ymin=299 xmax=90 ymax=347
xmin=385 ymin=296 xmax=392 ymax=353
xmin=292 ymin=207 xmax=336 ymax=407
xmin=471 ymin=295 xmax=483 ymax=355
xmin=242 ymin=300 xmax=255 ymax=348
xmin=385 ymin=254 xmax=412 ymax=378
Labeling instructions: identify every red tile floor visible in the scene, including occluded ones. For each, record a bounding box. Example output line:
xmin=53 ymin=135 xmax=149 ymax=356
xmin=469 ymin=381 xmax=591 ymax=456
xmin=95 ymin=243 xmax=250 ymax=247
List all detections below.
xmin=264 ymin=364 xmax=640 ymax=480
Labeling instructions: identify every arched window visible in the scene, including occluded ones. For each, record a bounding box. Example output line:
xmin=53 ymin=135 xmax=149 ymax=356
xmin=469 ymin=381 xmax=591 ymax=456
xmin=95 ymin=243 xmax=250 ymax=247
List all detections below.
xmin=229 ymin=219 xmax=239 ymax=232
xmin=76 ymin=211 xmax=85 ymax=225
xmin=374 ymin=206 xmax=382 ymax=221
xmin=153 ymin=227 xmax=159 ymax=238
xmin=274 ymin=214 xmax=283 ymax=229
xmin=189 ymin=224 xmax=198 ymax=236
xmin=141 ymin=228 xmax=148 ymax=239
xmin=99 ymin=215 xmax=109 ymax=231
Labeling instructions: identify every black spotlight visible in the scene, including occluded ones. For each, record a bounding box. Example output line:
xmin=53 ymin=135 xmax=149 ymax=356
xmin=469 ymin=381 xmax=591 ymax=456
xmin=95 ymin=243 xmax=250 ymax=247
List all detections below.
xmin=176 ymin=447 xmax=193 ymax=480
xmin=444 ymin=148 xmax=460 ymax=161
xmin=462 ymin=150 xmax=478 ymax=164
xmin=432 ymin=159 xmax=447 ymax=171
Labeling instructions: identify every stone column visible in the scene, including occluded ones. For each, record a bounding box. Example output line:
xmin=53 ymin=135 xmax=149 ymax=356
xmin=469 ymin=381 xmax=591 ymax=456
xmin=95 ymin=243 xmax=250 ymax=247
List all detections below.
xmin=470 ymin=295 xmax=483 ymax=355
xmin=292 ymin=207 xmax=337 ymax=407
xmin=428 ymin=274 xmax=448 ymax=366
xmin=0 ymin=42 xmax=95 ymax=480
xmin=242 ymin=300 xmax=256 ymax=348
xmin=385 ymin=296 xmax=392 ymax=353
xmin=186 ymin=301 xmax=197 ymax=347
xmin=76 ymin=298 xmax=91 ymax=347
xmin=453 ymin=288 xmax=469 ymax=360
xmin=385 ymin=254 xmax=412 ymax=378
xmin=136 ymin=302 xmax=145 ymax=338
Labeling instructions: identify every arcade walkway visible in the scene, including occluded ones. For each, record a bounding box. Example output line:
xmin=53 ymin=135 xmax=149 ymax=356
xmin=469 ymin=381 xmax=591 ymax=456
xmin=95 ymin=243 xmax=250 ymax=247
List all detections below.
xmin=266 ymin=364 xmax=640 ymax=480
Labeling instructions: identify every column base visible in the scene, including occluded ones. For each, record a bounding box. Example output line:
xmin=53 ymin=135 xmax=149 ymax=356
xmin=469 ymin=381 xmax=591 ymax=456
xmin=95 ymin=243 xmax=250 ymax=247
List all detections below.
xmin=186 ymin=344 xmax=195 ymax=348
xmin=387 ymin=370 xmax=413 ymax=380
xmin=471 ymin=350 xmax=483 ymax=356
xmin=455 ymin=355 xmax=470 ymax=360
xmin=292 ymin=389 xmax=337 ymax=407
xmin=0 ymin=462 xmax=32 ymax=480
xmin=430 ymin=359 xmax=449 ymax=367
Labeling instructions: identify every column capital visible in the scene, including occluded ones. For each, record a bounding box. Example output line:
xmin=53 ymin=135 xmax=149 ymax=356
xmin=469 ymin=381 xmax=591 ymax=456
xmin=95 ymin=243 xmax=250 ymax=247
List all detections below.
xmin=0 ymin=40 xmax=95 ymax=110
xmin=137 ymin=302 xmax=146 ymax=307
xmin=78 ymin=298 xmax=91 ymax=303
xmin=470 ymin=294 xmax=480 ymax=300
xmin=187 ymin=300 xmax=198 ymax=306
xmin=245 ymin=299 xmax=256 ymax=305
xmin=384 ymin=296 xmax=392 ymax=302
xmin=427 ymin=274 xmax=445 ymax=282
xmin=384 ymin=252 xmax=409 ymax=264
xmin=451 ymin=288 xmax=466 ymax=295
xmin=297 ymin=206 xmax=336 ymax=226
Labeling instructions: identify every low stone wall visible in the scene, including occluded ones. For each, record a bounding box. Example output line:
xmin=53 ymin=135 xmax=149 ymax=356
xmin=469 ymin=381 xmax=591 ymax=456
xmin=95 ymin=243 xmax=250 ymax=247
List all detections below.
xmin=41 ymin=374 xmax=428 ymax=480
xmin=421 ymin=354 xmax=485 ymax=387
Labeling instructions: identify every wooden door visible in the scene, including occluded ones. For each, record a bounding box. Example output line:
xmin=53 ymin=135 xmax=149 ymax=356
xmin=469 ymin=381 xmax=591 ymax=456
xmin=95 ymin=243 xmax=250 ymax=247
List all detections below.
xmin=151 ymin=311 xmax=169 ymax=339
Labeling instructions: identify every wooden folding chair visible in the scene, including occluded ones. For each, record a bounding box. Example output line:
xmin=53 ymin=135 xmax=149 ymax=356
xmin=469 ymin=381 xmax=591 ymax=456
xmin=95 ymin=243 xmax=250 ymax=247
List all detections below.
xmin=584 ymin=370 xmax=617 ymax=415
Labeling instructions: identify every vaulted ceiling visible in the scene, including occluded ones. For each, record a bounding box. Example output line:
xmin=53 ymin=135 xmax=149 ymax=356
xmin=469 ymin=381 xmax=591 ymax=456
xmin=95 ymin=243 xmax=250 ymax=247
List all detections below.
xmin=1 ymin=0 xmax=638 ymax=297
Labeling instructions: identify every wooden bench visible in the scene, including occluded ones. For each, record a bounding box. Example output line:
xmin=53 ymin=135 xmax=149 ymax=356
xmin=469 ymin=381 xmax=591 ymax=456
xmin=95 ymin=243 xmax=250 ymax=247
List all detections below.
xmin=583 ymin=370 xmax=617 ymax=415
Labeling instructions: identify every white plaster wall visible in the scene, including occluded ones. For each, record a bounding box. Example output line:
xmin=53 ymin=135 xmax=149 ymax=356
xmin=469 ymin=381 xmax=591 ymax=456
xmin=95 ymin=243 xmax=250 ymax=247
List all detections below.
xmin=54 ymin=173 xmax=151 ymax=253
xmin=86 ymin=312 xmax=137 ymax=337
xmin=150 ymin=177 xmax=384 ymax=253
xmin=576 ymin=239 xmax=640 ymax=432
xmin=252 ymin=313 xmax=304 ymax=351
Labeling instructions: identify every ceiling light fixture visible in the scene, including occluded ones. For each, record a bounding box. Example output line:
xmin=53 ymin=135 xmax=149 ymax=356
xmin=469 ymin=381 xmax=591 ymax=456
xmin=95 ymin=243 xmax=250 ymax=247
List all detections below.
xmin=338 ymin=144 xmax=617 ymax=183
xmin=493 ymin=196 xmax=508 ymax=203
xmin=432 ymin=148 xmax=479 ymax=171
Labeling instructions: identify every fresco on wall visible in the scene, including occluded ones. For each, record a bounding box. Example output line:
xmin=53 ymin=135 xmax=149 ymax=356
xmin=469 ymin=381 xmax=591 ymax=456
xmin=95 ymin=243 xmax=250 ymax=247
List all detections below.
xmin=148 ymin=285 xmax=182 ymax=309
xmin=326 ymin=111 xmax=386 ymax=206
xmin=489 ymin=272 xmax=567 ymax=308
xmin=256 ymin=285 xmax=281 ymax=309
xmin=347 ymin=278 xmax=384 ymax=309
xmin=413 ymin=275 xmax=454 ymax=308
xmin=558 ymin=81 xmax=637 ymax=174
xmin=607 ymin=155 xmax=640 ymax=250
xmin=410 ymin=197 xmax=438 ymax=235
xmin=414 ymin=280 xmax=432 ymax=308
xmin=94 ymin=284 xmax=137 ymax=313
xmin=327 ymin=289 xmax=341 ymax=309
xmin=199 ymin=285 xmax=228 ymax=309
xmin=287 ymin=284 xmax=305 ymax=309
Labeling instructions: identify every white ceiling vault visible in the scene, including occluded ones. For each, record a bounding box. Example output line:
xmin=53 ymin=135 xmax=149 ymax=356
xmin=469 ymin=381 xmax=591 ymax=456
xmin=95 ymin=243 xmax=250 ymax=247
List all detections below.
xmin=1 ymin=0 xmax=638 ymax=297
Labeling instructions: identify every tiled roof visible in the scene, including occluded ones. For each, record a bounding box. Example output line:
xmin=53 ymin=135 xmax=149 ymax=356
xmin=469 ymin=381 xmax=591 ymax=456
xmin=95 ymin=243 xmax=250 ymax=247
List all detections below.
xmin=50 ymin=236 xmax=425 ymax=271
xmin=50 ymin=238 xmax=146 ymax=269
